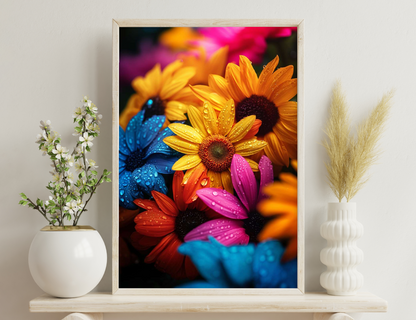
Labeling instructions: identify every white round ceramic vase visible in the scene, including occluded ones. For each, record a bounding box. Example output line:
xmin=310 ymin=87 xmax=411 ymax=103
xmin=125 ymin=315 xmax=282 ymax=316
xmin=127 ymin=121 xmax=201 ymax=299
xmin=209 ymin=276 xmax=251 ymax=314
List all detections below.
xmin=320 ymin=202 xmax=364 ymax=295
xmin=28 ymin=226 xmax=107 ymax=298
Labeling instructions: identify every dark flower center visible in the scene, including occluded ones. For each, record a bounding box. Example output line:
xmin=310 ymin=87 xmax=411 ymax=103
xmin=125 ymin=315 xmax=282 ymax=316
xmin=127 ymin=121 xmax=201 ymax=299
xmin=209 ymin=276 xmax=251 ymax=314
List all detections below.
xmin=236 ymin=95 xmax=279 ymax=136
xmin=198 ymin=135 xmax=235 ymax=172
xmin=175 ymin=209 xmax=209 ymax=242
xmin=142 ymin=96 xmax=165 ymax=121
xmin=125 ymin=149 xmax=146 ymax=172
xmin=243 ymin=210 xmax=271 ymax=243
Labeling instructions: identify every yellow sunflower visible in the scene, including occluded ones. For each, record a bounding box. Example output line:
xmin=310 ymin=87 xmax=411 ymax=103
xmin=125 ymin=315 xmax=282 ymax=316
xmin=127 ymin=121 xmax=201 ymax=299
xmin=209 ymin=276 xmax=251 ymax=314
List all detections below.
xmin=190 ymin=55 xmax=297 ymax=167
xmin=257 ymin=160 xmax=297 ymax=262
xmin=163 ymin=100 xmax=267 ymax=193
xmin=119 ymin=60 xmax=197 ymax=129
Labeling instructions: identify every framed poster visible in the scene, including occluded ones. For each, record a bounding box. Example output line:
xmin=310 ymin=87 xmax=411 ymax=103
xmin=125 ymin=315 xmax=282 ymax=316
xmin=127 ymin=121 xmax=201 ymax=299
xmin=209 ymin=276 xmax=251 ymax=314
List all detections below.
xmin=112 ymin=19 xmax=304 ymax=295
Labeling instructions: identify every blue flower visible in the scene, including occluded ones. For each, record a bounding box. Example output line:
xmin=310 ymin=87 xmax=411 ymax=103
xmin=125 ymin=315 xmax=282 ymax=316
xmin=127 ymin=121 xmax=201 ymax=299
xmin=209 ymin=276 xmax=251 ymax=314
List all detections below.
xmin=119 ymin=111 xmax=181 ymax=209
xmin=177 ymin=237 xmax=297 ymax=288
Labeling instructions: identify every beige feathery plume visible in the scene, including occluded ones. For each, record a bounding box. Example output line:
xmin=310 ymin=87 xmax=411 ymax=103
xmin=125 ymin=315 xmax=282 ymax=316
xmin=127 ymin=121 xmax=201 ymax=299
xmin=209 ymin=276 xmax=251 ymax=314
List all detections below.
xmin=323 ymin=82 xmax=393 ymax=202
xmin=323 ymin=81 xmax=351 ymax=202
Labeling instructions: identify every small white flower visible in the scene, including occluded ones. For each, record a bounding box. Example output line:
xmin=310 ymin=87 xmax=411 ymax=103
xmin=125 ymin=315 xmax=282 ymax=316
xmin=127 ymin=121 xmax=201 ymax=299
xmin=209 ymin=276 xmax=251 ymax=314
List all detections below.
xmin=73 ymin=106 xmax=86 ymax=121
xmin=35 ymin=133 xmax=46 ymax=144
xmin=45 ymin=131 xmax=59 ymax=146
xmin=79 ymin=133 xmax=93 ymax=148
xmin=52 ymin=144 xmax=68 ymax=160
xmin=74 ymin=159 xmax=84 ymax=173
xmin=76 ymin=199 xmax=84 ymax=209
xmin=96 ymin=114 xmax=103 ymax=124
xmin=45 ymin=200 xmax=49 ymax=206
xmin=67 ymin=155 xmax=75 ymax=167
xmin=64 ymin=200 xmax=79 ymax=214
xmin=39 ymin=120 xmax=51 ymax=131
xmin=86 ymin=122 xmax=100 ymax=133
xmin=89 ymin=104 xmax=98 ymax=113
xmin=84 ymin=100 xmax=92 ymax=108
xmin=74 ymin=146 xmax=82 ymax=155
xmin=85 ymin=113 xmax=94 ymax=124
xmin=87 ymin=158 xmax=98 ymax=170
xmin=52 ymin=173 xmax=61 ymax=183
xmin=66 ymin=172 xmax=74 ymax=183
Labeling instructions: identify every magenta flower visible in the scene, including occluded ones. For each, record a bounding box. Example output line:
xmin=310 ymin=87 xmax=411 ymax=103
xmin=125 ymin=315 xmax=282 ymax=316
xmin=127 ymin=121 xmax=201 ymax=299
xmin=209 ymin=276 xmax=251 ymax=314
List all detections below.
xmin=189 ymin=154 xmax=274 ymax=244
xmin=192 ymin=27 xmax=297 ymax=64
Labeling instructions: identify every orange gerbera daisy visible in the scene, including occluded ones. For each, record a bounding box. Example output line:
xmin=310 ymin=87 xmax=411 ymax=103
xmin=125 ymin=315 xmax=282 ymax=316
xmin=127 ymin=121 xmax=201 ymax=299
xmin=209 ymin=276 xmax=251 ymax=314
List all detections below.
xmin=257 ymin=160 xmax=297 ymax=262
xmin=119 ymin=60 xmax=197 ymax=129
xmin=163 ymin=100 xmax=267 ymax=193
xmin=190 ymin=55 xmax=297 ymax=167
xmin=131 ymin=170 xmax=220 ymax=279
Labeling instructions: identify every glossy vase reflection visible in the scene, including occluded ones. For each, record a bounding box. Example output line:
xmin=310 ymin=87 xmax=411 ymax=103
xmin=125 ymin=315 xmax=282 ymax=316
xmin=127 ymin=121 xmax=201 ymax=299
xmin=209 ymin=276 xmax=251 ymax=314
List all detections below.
xmin=28 ymin=226 xmax=107 ymax=298
xmin=320 ymin=202 xmax=364 ymax=295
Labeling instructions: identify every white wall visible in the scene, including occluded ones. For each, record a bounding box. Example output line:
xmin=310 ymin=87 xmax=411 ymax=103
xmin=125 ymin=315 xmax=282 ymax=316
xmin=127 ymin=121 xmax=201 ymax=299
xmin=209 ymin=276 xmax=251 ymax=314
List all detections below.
xmin=1 ymin=0 xmax=414 ymax=319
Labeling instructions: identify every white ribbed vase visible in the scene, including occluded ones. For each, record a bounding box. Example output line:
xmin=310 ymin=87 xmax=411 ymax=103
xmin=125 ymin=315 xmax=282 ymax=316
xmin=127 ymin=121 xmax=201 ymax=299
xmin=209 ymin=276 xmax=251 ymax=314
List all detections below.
xmin=320 ymin=202 xmax=364 ymax=295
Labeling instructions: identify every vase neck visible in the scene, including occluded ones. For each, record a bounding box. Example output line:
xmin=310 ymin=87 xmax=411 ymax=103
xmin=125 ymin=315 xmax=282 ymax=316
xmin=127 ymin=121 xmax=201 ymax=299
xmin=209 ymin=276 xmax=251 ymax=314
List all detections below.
xmin=327 ymin=203 xmax=356 ymax=220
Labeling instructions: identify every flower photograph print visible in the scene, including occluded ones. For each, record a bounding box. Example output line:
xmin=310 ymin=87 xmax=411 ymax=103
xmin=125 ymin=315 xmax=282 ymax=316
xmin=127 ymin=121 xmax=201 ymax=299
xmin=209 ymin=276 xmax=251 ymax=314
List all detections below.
xmin=115 ymin=23 xmax=301 ymax=290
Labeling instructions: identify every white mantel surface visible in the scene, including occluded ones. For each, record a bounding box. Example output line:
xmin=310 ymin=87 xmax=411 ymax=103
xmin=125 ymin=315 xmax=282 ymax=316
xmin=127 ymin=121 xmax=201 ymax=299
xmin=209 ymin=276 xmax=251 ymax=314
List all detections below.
xmin=1 ymin=0 xmax=414 ymax=320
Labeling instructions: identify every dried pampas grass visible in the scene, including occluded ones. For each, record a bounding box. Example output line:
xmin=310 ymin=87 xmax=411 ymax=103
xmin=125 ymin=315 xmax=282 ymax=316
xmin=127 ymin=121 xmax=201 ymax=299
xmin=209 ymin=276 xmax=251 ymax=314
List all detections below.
xmin=323 ymin=82 xmax=394 ymax=202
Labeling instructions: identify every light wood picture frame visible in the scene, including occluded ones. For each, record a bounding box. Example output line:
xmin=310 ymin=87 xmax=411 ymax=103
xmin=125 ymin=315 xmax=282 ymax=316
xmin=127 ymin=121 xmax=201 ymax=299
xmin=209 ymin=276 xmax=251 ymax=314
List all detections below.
xmin=112 ymin=19 xmax=305 ymax=295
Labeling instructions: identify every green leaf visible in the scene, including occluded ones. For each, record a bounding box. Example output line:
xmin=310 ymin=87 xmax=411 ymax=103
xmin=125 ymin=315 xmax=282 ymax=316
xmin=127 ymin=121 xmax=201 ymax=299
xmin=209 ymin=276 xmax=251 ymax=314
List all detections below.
xmin=19 ymin=200 xmax=28 ymax=206
xmin=66 ymin=213 xmax=71 ymax=221
xmin=20 ymin=193 xmax=27 ymax=199
xmin=104 ymin=177 xmax=111 ymax=182
xmin=91 ymin=170 xmax=97 ymax=176
xmin=86 ymin=146 xmax=91 ymax=152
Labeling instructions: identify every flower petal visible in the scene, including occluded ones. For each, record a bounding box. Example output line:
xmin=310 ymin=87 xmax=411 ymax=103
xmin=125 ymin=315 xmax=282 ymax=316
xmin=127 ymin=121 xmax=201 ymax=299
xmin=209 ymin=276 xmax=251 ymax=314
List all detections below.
xmin=218 ymin=241 xmax=255 ymax=287
xmin=183 ymin=163 xmax=210 ymax=204
xmin=145 ymin=127 xmax=179 ymax=158
xmin=137 ymin=115 xmax=166 ymax=149
xmin=169 ymin=123 xmax=204 ymax=143
xmin=130 ymin=232 xmax=163 ymax=251
xmin=119 ymin=171 xmax=139 ymax=210
xmin=227 ymin=115 xmax=256 ymax=143
xmin=244 ymin=158 xmax=259 ymax=172
xmin=257 ymin=55 xmax=279 ymax=96
xmin=160 ymin=67 xmax=196 ymax=100
xmin=242 ymin=119 xmax=262 ymax=140
xmin=196 ymin=188 xmax=248 ymax=219
xmin=119 ymin=207 xmax=140 ymax=228
xmin=178 ymin=239 xmax=229 ymax=287
xmin=239 ymin=55 xmax=258 ymax=96
xmin=134 ymin=208 xmax=175 ymax=237
xmin=252 ymin=240 xmax=285 ymax=288
xmin=258 ymin=155 xmax=274 ymax=201
xmin=165 ymin=101 xmax=188 ymax=121
xmin=218 ymin=99 xmax=235 ymax=136
xmin=119 ymin=94 xmax=145 ymax=130
xmin=202 ymin=101 xmax=219 ymax=135
xmin=263 ymin=132 xmax=290 ymax=167
xmin=125 ymin=111 xmax=144 ymax=153
xmin=172 ymin=154 xmax=202 ymax=171
xmin=151 ymin=190 xmax=179 ymax=217
xmin=187 ymin=105 xmax=209 ymax=138
xmin=163 ymin=136 xmax=200 ymax=154
xmin=119 ymin=126 xmax=130 ymax=156
xmin=272 ymin=79 xmax=297 ymax=106
xmin=172 ymin=171 xmax=187 ymax=212
xmin=234 ymin=138 xmax=268 ymax=156
xmin=225 ymin=63 xmax=247 ymax=101
xmin=130 ymin=163 xmax=168 ymax=199
xmin=221 ymin=170 xmax=233 ymax=194
xmin=208 ymin=74 xmax=231 ymax=99
xmin=206 ymin=170 xmax=222 ymax=189
xmin=231 ymin=154 xmax=258 ymax=212
xmin=145 ymin=154 xmax=180 ymax=174
xmin=184 ymin=219 xmax=249 ymax=247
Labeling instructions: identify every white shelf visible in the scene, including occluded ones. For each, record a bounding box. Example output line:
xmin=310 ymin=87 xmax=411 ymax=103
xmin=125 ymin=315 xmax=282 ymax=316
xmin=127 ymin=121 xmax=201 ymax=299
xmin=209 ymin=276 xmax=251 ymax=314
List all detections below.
xmin=30 ymin=292 xmax=387 ymax=313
